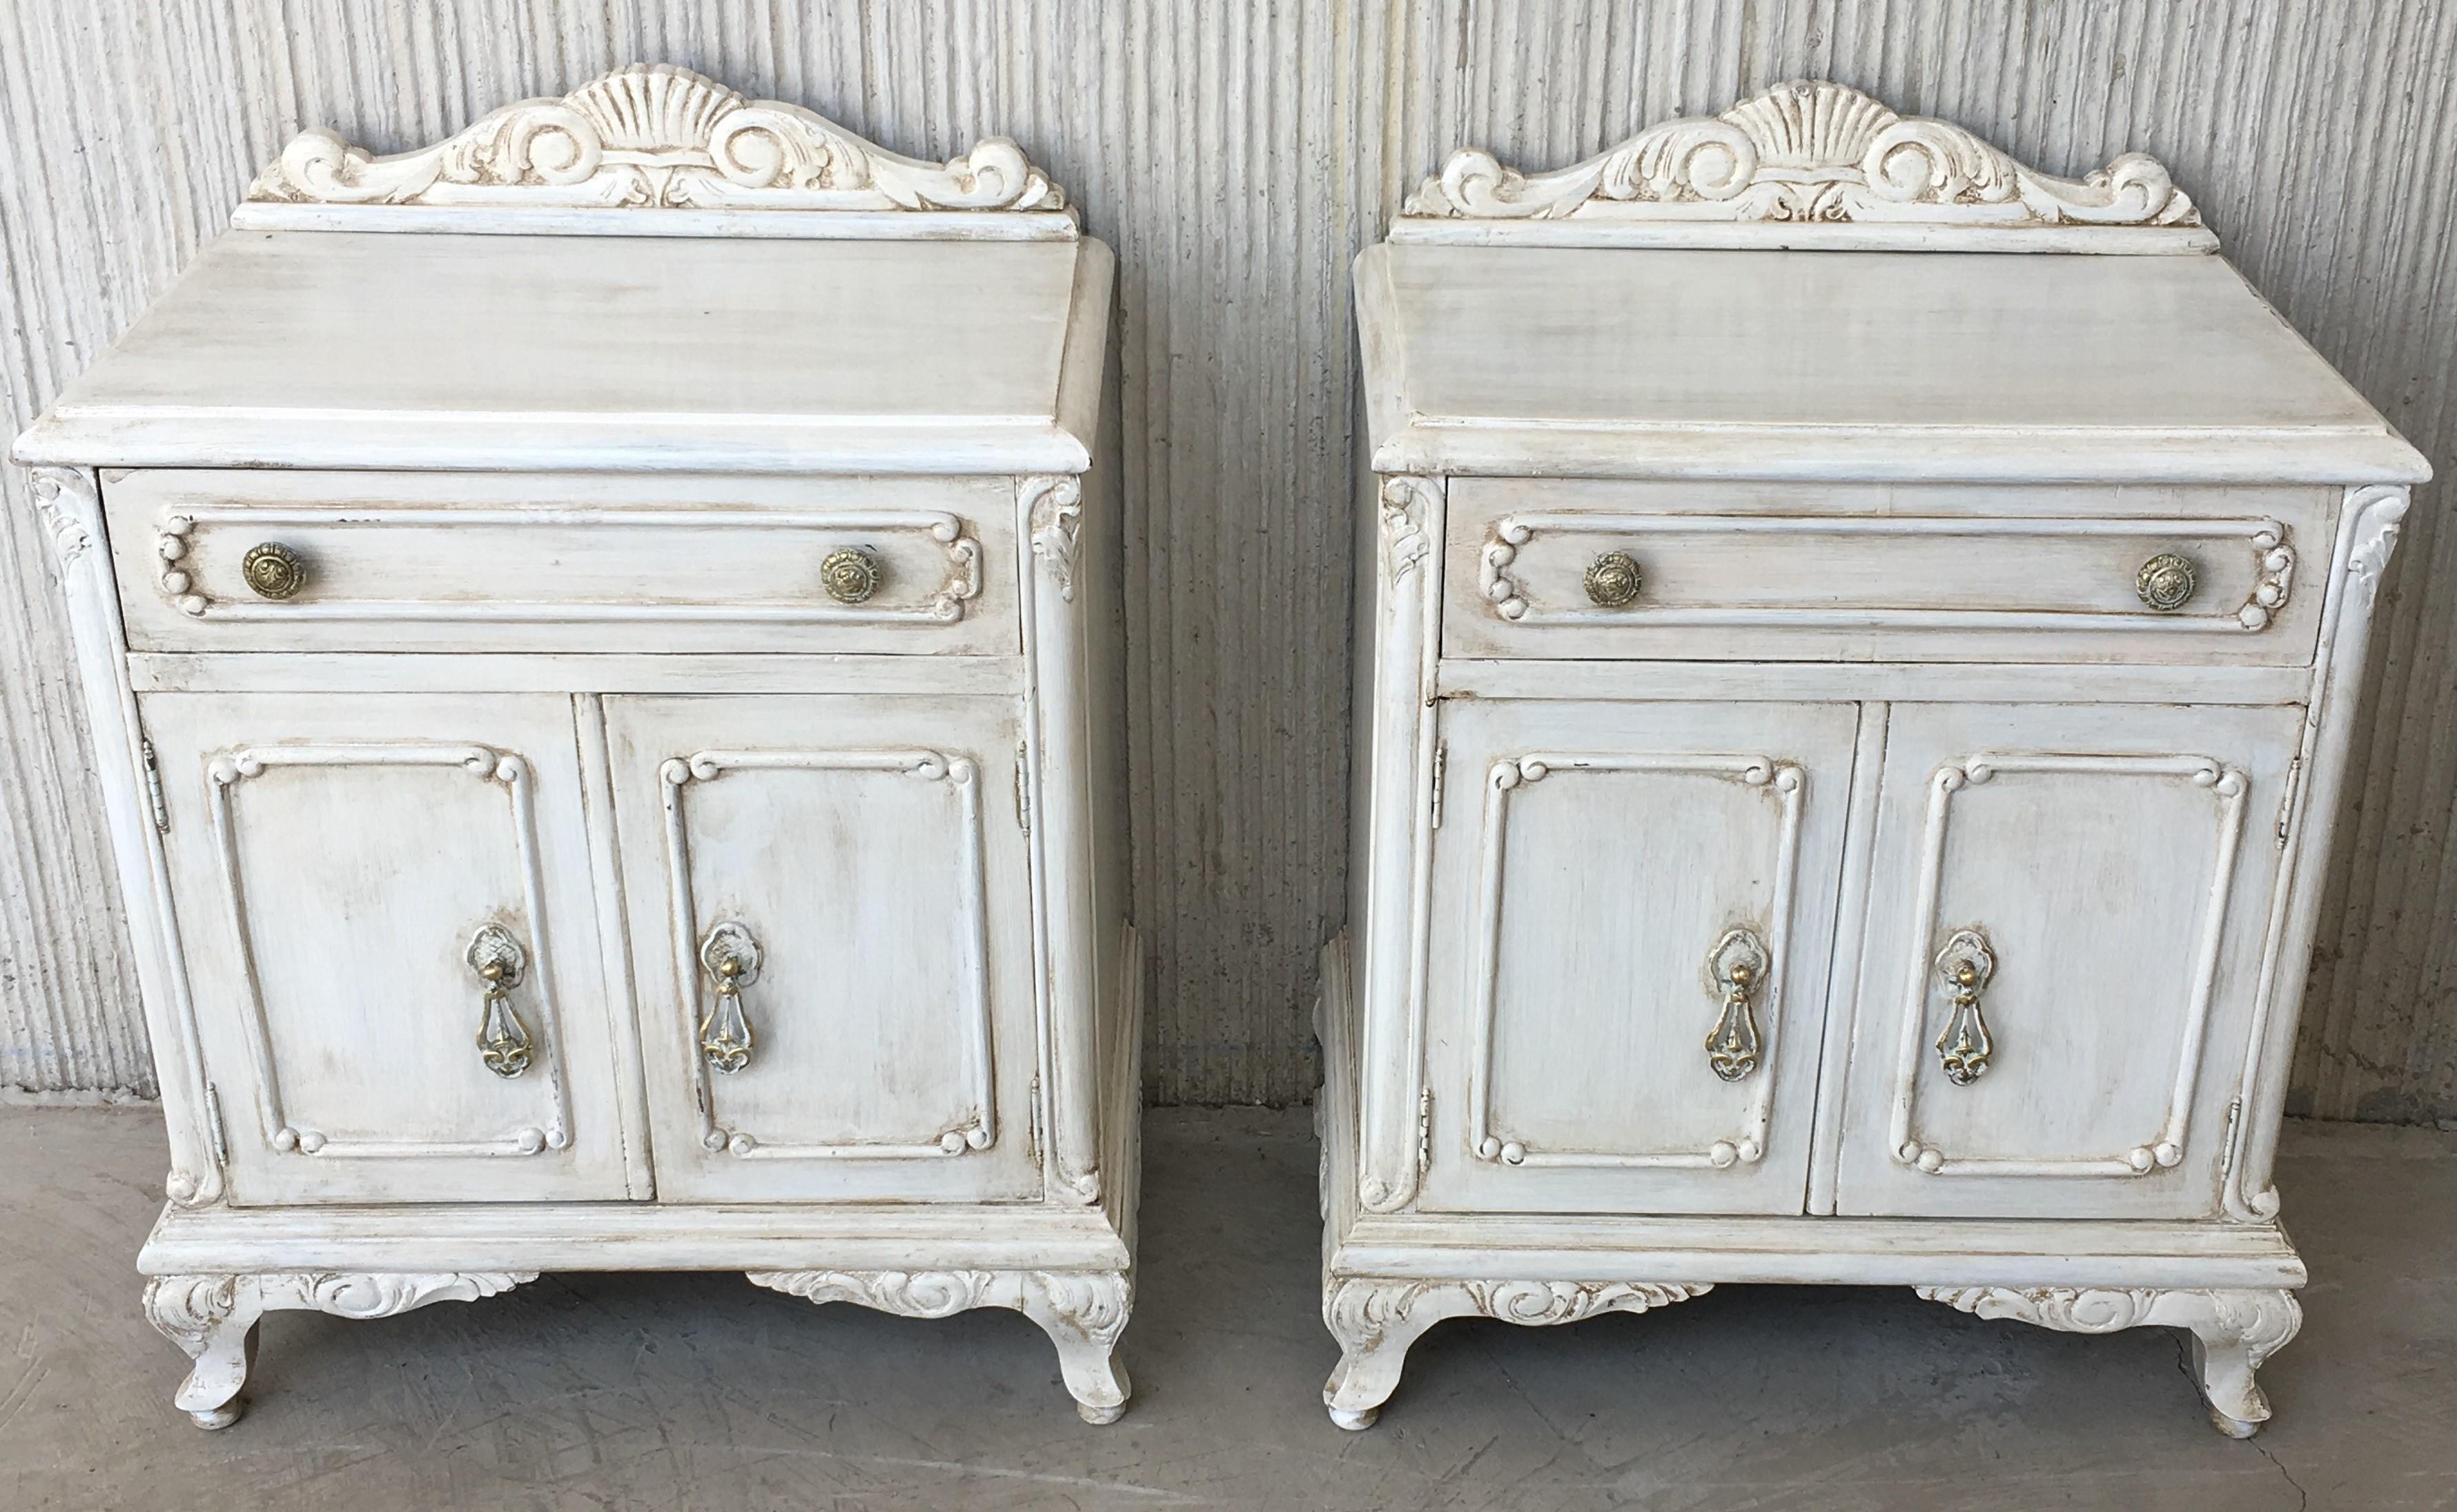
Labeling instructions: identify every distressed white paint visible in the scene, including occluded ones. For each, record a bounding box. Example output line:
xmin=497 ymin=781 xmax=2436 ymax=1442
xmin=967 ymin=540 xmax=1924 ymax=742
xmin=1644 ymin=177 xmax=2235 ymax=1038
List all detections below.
xmin=605 ymin=696 xmax=1045 ymax=1204
xmin=13 ymin=63 xmax=1139 ymax=1427
xmin=6 ymin=3 xmax=2457 ymax=1121
xmin=1324 ymin=70 xmax=2422 ymax=1440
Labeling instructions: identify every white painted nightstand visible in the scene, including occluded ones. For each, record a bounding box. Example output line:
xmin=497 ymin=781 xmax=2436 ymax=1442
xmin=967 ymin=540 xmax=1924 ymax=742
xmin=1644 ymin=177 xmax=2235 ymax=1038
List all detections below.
xmin=14 ymin=64 xmax=1139 ymax=1428
xmin=1323 ymin=79 xmax=2427 ymax=1435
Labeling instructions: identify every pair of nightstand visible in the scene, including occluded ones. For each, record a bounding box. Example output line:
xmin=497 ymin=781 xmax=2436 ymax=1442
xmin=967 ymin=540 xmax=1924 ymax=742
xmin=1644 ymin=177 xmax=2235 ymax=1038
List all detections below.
xmin=15 ymin=68 xmax=2422 ymax=1439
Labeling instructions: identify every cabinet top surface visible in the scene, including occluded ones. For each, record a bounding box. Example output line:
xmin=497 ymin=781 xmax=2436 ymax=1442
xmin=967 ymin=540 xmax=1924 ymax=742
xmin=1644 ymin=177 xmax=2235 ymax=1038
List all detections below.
xmin=14 ymin=228 xmax=1110 ymax=475
xmin=1358 ymin=244 xmax=2427 ymax=484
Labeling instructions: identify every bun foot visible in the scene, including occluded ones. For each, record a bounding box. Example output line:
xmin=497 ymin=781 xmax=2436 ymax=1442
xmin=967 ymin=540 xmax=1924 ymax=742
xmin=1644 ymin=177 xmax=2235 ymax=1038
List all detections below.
xmin=186 ymin=1400 xmax=244 ymax=1431
xmin=1329 ymin=1404 xmax=1379 ymax=1431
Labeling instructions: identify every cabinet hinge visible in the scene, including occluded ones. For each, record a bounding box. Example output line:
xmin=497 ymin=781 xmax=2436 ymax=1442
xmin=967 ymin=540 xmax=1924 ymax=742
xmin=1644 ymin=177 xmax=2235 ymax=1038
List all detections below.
xmin=1027 ymin=1072 xmax=1044 ymax=1164
xmin=1014 ymin=740 xmax=1032 ymax=835
xmin=139 ymin=736 xmax=170 ymax=833
xmin=2275 ymin=756 xmax=2303 ymax=850
xmin=203 ymin=1082 xmax=230 ymax=1167
xmin=2220 ymin=1097 xmax=2244 ymax=1181
xmin=1416 ymin=1088 xmax=1433 ymax=1175
xmin=1429 ymin=741 xmax=1448 ymax=829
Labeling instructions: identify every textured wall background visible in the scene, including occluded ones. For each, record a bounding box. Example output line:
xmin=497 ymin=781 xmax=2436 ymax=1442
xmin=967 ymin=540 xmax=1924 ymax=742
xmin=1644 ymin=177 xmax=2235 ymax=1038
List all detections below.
xmin=2 ymin=1 xmax=2453 ymax=1117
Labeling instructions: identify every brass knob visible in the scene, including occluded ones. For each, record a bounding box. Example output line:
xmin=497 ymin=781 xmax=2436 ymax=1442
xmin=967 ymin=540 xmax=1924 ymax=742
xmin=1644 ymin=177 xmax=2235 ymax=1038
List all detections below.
xmin=241 ymin=542 xmax=307 ymax=600
xmin=1584 ymin=551 xmax=1643 ymax=607
xmin=821 ymin=548 xmax=881 ymax=604
xmin=2136 ymin=552 xmax=2196 ymax=612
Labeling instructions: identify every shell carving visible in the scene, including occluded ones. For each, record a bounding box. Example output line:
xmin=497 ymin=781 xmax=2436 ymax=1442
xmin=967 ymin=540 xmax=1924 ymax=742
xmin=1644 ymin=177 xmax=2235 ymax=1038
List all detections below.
xmin=246 ymin=62 xmax=1070 ymax=219
xmin=1406 ymin=79 xmax=2198 ymax=233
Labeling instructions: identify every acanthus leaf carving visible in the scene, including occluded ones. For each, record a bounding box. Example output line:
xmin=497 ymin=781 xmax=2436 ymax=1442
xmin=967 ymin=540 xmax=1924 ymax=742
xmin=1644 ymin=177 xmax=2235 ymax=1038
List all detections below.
xmin=246 ymin=63 xmax=1071 ymax=221
xmin=747 ymin=1268 xmax=998 ymax=1317
xmin=1023 ymin=474 xmax=1085 ymax=602
xmin=1403 ymin=80 xmax=2199 ymax=237
xmin=2342 ymin=484 xmax=2411 ymax=607
xmin=1378 ymin=475 xmax=1437 ymax=587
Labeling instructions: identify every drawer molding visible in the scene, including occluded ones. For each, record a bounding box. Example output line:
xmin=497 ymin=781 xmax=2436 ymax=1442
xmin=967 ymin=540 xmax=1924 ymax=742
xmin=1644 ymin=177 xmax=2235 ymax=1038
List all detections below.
xmin=1887 ymin=752 xmax=2251 ymax=1181
xmin=1466 ymin=750 xmax=1803 ymax=1172
xmin=153 ymin=506 xmax=985 ymax=625
xmin=206 ymin=740 xmax=576 ymax=1162
xmin=1476 ymin=511 xmax=2298 ymax=633
xmin=656 ymin=745 xmax=999 ymax=1161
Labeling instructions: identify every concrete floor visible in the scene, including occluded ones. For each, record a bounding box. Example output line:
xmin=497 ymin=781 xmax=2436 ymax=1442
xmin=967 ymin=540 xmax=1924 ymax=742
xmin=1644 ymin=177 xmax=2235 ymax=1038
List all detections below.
xmin=0 ymin=1108 xmax=2451 ymax=1511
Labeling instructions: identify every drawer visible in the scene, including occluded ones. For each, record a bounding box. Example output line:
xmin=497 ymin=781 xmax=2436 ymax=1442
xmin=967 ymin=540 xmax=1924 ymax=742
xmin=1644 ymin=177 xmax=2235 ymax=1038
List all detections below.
xmin=1443 ymin=480 xmax=2333 ymax=666
xmin=107 ymin=469 xmax=1019 ymax=656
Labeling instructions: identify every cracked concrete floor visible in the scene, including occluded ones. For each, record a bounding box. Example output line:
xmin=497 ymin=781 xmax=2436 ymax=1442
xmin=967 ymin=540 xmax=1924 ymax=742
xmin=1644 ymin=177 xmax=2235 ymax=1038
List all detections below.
xmin=0 ymin=1106 xmax=2451 ymax=1510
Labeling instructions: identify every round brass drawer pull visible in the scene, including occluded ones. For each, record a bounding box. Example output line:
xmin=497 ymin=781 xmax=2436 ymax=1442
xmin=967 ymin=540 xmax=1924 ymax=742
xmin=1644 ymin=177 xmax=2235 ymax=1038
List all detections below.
xmin=2135 ymin=552 xmax=2196 ymax=612
xmin=240 ymin=542 xmax=307 ymax=600
xmin=821 ymin=547 xmax=881 ymax=604
xmin=1584 ymin=551 xmax=1643 ymax=607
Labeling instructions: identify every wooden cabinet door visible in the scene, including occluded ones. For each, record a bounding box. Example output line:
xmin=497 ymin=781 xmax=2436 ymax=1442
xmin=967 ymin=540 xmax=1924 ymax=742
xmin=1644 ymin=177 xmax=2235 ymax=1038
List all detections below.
xmin=1418 ymin=699 xmax=1860 ymax=1215
xmin=1832 ymin=703 xmax=2299 ymax=1219
xmin=607 ymin=695 xmax=1042 ymax=1204
xmin=144 ymin=692 xmax=634 ymax=1205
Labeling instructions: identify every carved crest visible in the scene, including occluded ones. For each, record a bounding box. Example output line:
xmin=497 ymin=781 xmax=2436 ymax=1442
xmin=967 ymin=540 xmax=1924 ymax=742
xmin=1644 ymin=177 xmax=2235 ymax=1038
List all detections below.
xmin=1401 ymin=80 xmax=2200 ymax=242
xmin=243 ymin=63 xmax=1070 ymax=222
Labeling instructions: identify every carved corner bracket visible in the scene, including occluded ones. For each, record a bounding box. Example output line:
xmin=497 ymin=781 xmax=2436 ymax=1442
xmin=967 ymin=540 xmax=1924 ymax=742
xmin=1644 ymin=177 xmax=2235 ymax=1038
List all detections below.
xmin=1023 ymin=475 xmax=1085 ymax=602
xmin=26 ymin=467 xmax=99 ymax=567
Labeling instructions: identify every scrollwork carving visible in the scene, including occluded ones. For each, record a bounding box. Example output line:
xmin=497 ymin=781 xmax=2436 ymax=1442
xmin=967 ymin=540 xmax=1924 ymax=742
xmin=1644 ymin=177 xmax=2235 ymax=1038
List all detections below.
xmin=747 ymin=1267 xmax=1133 ymax=1422
xmin=143 ymin=1271 xmax=535 ymax=1429
xmin=246 ymin=63 xmax=1069 ymax=219
xmin=1404 ymin=80 xmax=2197 ymax=234
xmin=1378 ymin=475 xmax=1437 ymax=587
xmin=1916 ymin=1284 xmax=2301 ymax=1436
xmin=25 ymin=467 xmax=97 ymax=565
xmin=276 ymin=1270 xmax=537 ymax=1319
xmin=1322 ymin=1274 xmax=1712 ymax=1428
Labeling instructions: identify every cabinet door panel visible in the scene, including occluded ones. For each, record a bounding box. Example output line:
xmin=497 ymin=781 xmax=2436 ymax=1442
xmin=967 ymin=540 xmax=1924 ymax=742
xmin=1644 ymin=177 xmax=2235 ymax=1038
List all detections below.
xmin=1420 ymin=700 xmax=1859 ymax=1215
xmin=1833 ymin=703 xmax=2298 ymax=1219
xmin=144 ymin=692 xmax=632 ymax=1205
xmin=608 ymin=695 xmax=1040 ymax=1203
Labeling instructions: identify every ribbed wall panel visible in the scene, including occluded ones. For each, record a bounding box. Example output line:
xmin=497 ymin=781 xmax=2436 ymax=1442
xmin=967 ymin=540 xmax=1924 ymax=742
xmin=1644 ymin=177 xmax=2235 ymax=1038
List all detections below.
xmin=1 ymin=1 xmax=2452 ymax=1115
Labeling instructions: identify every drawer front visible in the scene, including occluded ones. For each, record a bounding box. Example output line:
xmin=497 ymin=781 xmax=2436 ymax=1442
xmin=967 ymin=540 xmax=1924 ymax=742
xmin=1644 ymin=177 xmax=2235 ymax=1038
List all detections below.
xmin=108 ymin=469 xmax=1019 ymax=655
xmin=1444 ymin=480 xmax=2332 ymax=666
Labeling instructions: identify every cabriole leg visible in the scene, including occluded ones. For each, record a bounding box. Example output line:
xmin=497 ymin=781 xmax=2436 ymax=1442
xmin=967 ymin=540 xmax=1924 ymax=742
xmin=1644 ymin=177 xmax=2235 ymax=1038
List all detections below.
xmin=143 ymin=1270 xmax=538 ymax=1430
xmin=1014 ymin=1272 xmax=1134 ymax=1424
xmin=1322 ymin=1278 xmax=1447 ymax=1431
xmin=745 ymin=1268 xmax=1135 ymax=1424
xmin=2182 ymin=1289 xmax=2303 ymax=1438
xmin=1323 ymin=1275 xmax=1713 ymax=1430
xmin=143 ymin=1275 xmax=264 ymax=1430
xmin=1915 ymin=1284 xmax=2303 ymax=1437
